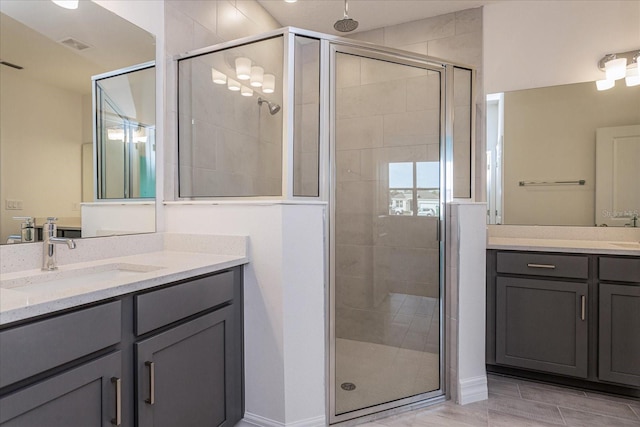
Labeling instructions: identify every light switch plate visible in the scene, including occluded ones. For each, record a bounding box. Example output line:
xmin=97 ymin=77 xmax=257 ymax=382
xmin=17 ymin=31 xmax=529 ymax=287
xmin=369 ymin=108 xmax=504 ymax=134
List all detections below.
xmin=5 ymin=199 xmax=23 ymax=210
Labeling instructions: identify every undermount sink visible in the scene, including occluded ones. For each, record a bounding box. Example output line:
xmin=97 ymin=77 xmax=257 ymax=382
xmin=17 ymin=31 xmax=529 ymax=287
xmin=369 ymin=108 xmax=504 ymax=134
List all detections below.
xmin=609 ymin=242 xmax=640 ymax=249
xmin=0 ymin=263 xmax=165 ymax=295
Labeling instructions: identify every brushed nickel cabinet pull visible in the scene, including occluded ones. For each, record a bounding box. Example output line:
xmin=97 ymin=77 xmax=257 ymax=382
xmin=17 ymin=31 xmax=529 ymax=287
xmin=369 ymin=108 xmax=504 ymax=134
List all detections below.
xmin=581 ymin=295 xmax=586 ymax=321
xmin=145 ymin=361 xmax=155 ymax=405
xmin=111 ymin=377 xmax=121 ymax=426
xmin=527 ymin=263 xmax=556 ymax=269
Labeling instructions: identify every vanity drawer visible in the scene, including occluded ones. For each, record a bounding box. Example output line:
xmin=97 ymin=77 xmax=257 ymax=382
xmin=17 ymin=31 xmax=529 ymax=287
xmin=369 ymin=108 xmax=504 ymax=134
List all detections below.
xmin=599 ymin=257 xmax=640 ymax=283
xmin=497 ymin=252 xmax=588 ymax=279
xmin=135 ymin=270 xmax=234 ymax=336
xmin=0 ymin=301 xmax=121 ymax=389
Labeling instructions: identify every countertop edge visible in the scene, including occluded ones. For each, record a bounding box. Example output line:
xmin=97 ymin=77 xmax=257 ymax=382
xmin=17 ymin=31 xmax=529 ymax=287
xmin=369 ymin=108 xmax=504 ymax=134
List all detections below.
xmin=0 ymin=256 xmax=248 ymax=327
xmin=487 ymin=239 xmax=640 ymax=256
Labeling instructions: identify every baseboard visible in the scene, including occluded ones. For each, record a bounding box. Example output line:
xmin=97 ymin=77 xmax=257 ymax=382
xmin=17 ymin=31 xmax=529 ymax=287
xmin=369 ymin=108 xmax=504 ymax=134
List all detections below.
xmin=457 ymin=375 xmax=488 ymax=405
xmin=243 ymin=412 xmax=326 ymax=427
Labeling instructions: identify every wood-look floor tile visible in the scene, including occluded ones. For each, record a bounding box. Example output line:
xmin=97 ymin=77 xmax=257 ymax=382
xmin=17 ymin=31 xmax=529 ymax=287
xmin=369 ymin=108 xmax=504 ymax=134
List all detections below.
xmin=487 ymin=393 xmax=565 ymax=425
xmin=559 ymin=407 xmax=640 ymax=427
xmin=487 ymin=409 xmax=564 ymax=427
xmin=519 ymin=385 xmax=639 ymax=421
xmin=487 ymin=377 xmax=521 ymax=398
xmin=413 ymin=401 xmax=488 ymax=426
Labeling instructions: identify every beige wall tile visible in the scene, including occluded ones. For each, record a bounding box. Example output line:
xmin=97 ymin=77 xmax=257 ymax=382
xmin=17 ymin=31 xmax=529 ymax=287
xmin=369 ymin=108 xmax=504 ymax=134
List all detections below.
xmin=336 ymin=116 xmax=384 ymax=150
xmin=384 ymin=14 xmax=456 ymax=47
xmin=428 ymin=32 xmax=482 ymax=69
xmin=406 ymin=74 xmax=440 ymax=112
xmin=383 ymin=110 xmax=440 ymax=147
xmin=455 ymin=8 xmax=482 ymax=36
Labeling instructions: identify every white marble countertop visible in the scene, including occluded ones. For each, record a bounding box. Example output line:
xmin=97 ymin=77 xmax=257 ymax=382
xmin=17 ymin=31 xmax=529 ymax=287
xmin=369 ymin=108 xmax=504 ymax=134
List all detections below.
xmin=0 ymin=233 xmax=249 ymax=325
xmin=487 ymin=237 xmax=640 ymax=256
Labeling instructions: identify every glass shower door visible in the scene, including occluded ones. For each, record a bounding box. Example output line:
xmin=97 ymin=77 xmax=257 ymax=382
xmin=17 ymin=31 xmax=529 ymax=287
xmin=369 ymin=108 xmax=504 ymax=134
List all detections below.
xmin=331 ymin=48 xmax=444 ymax=421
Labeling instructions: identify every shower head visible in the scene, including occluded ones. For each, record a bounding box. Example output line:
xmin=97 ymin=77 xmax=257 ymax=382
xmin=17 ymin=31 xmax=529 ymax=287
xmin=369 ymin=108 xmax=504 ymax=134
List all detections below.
xmin=257 ymin=97 xmax=281 ymax=115
xmin=334 ymin=0 xmax=358 ymax=32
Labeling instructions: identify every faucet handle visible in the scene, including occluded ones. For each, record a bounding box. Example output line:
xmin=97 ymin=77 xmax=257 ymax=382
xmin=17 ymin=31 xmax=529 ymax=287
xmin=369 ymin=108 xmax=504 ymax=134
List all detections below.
xmin=13 ymin=216 xmax=34 ymax=225
xmin=46 ymin=217 xmax=58 ymax=223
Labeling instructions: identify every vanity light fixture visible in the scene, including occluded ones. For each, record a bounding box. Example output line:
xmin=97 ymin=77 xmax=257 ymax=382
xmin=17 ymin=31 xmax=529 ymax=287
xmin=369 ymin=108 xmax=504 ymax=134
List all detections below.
xmin=262 ymin=73 xmax=275 ymax=93
xmin=596 ymin=49 xmax=640 ymax=90
xmin=235 ymin=57 xmax=251 ymax=80
xmin=285 ymin=0 xmax=298 ymax=3
xmin=241 ymin=86 xmax=253 ymax=97
xmin=227 ymin=78 xmax=241 ymax=91
xmin=250 ymin=66 xmax=264 ymax=87
xmin=211 ymin=68 xmax=227 ymax=84
xmin=51 ymin=0 xmax=78 ymax=9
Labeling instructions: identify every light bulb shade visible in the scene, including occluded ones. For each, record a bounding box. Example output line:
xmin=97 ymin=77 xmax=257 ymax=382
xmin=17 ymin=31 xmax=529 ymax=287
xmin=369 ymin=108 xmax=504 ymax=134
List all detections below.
xmin=605 ymin=57 xmax=627 ymax=81
xmin=241 ymin=86 xmax=254 ymax=97
xmin=227 ymin=78 xmax=241 ymax=91
xmin=235 ymin=57 xmax=251 ymax=80
xmin=250 ymin=66 xmax=264 ymax=87
xmin=262 ymin=73 xmax=275 ymax=94
xmin=211 ymin=68 xmax=227 ymax=85
xmin=596 ymin=78 xmax=615 ymax=91
xmin=52 ymin=0 xmax=78 ymax=9
xmin=625 ymin=63 xmax=640 ymax=87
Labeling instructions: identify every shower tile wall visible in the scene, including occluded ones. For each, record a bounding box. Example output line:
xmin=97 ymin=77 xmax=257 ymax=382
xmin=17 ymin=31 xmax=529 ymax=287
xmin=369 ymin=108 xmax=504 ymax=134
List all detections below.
xmin=335 ymin=55 xmax=440 ymax=352
xmin=347 ymin=7 xmax=484 ymax=201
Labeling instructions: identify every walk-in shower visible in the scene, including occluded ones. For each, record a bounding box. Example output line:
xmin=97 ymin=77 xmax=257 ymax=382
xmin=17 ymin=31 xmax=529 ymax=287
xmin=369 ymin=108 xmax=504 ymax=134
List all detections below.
xmin=176 ymin=27 xmax=474 ymax=424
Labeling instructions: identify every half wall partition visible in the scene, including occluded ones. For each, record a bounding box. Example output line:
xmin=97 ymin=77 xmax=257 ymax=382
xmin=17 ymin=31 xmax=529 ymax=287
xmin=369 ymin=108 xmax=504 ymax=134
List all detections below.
xmin=176 ymin=27 xmax=474 ymax=424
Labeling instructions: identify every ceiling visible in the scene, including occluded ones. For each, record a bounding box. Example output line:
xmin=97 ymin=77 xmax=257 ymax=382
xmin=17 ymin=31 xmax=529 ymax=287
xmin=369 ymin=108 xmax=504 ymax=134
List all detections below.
xmin=257 ymin=0 xmax=501 ymax=35
xmin=0 ymin=0 xmax=154 ymax=95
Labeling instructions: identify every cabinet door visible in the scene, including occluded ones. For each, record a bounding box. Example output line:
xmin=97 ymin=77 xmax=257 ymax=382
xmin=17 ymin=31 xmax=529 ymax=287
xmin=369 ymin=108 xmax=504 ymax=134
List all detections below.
xmin=599 ymin=283 xmax=640 ymax=387
xmin=0 ymin=351 xmax=122 ymax=427
xmin=136 ymin=306 xmax=242 ymax=427
xmin=496 ymin=277 xmax=588 ymax=378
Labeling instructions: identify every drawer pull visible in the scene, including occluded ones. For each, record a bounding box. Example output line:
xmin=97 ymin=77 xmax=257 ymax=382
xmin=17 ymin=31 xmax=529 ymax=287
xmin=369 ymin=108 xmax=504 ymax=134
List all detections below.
xmin=145 ymin=361 xmax=155 ymax=405
xmin=111 ymin=377 xmax=121 ymax=426
xmin=527 ymin=263 xmax=556 ymax=269
xmin=581 ymin=295 xmax=586 ymax=321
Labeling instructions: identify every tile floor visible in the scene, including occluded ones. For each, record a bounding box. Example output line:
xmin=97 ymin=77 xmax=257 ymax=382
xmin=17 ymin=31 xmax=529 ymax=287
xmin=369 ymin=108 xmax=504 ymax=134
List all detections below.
xmin=358 ymin=374 xmax=640 ymax=427
xmin=335 ymin=338 xmax=440 ymax=414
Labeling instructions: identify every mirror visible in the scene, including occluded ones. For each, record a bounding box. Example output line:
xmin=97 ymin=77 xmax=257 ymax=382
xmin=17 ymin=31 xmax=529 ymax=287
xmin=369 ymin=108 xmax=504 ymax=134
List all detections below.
xmin=487 ymin=81 xmax=640 ymax=226
xmin=0 ymin=0 xmax=155 ymax=244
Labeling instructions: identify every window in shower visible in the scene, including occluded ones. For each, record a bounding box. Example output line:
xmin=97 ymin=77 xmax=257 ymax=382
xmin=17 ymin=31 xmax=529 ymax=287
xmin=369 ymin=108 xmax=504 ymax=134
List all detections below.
xmin=177 ymin=36 xmax=284 ymax=197
xmin=388 ymin=162 xmax=439 ymax=216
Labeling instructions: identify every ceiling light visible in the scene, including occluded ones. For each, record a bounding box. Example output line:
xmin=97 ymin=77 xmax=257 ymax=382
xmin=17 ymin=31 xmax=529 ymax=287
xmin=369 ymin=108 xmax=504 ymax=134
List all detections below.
xmin=241 ymin=86 xmax=254 ymax=97
xmin=596 ymin=79 xmax=615 ymax=91
xmin=250 ymin=66 xmax=264 ymax=88
xmin=626 ymin=62 xmax=640 ymax=87
xmin=605 ymin=57 xmax=627 ymax=81
xmin=211 ymin=68 xmax=227 ymax=85
xmin=228 ymin=78 xmax=241 ymax=91
xmin=596 ymin=49 xmax=640 ymax=90
xmin=235 ymin=57 xmax=251 ymax=80
xmin=285 ymin=0 xmax=298 ymax=3
xmin=262 ymin=74 xmax=275 ymax=94
xmin=52 ymin=0 xmax=78 ymax=9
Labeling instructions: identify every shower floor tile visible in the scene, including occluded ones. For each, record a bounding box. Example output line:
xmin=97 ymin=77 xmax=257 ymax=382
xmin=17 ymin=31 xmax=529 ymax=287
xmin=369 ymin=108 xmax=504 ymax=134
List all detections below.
xmin=336 ymin=338 xmax=440 ymax=415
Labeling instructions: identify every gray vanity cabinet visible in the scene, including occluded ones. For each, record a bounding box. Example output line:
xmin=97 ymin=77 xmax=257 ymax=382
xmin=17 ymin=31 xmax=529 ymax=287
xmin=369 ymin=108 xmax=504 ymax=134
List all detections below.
xmin=136 ymin=307 xmax=239 ymax=427
xmin=0 ymin=351 xmax=122 ymax=427
xmin=598 ymin=257 xmax=640 ymax=387
xmin=0 ymin=267 xmax=244 ymax=427
xmin=496 ymin=277 xmax=588 ymax=378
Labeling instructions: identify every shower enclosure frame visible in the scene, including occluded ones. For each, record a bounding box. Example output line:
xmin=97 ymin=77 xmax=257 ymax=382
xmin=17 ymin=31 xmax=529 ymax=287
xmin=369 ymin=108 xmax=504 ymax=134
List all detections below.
xmin=174 ymin=27 xmax=475 ymax=424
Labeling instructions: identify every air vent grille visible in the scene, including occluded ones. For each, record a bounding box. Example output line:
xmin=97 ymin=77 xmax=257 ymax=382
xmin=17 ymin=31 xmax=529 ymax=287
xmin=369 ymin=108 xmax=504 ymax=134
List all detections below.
xmin=59 ymin=37 xmax=92 ymax=51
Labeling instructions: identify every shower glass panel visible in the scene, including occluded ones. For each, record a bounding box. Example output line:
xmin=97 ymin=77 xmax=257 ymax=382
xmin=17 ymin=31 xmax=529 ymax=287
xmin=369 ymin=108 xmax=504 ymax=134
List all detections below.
xmin=452 ymin=67 xmax=473 ymax=199
xmin=293 ymin=36 xmax=321 ymax=197
xmin=177 ymin=36 xmax=284 ymax=197
xmin=333 ymin=50 xmax=443 ymax=419
xmin=95 ymin=64 xmax=156 ymax=199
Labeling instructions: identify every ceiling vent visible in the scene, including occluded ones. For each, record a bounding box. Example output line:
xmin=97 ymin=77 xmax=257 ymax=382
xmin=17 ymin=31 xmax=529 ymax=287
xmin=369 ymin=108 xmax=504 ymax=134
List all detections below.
xmin=59 ymin=37 xmax=92 ymax=51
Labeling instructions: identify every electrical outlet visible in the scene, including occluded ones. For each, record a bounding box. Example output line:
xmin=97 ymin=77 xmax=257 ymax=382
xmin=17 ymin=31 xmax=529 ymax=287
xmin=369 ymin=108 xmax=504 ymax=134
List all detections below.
xmin=5 ymin=199 xmax=23 ymax=210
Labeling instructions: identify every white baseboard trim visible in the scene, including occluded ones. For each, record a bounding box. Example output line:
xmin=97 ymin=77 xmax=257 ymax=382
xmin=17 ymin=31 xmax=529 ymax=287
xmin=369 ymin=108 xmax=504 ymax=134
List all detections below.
xmin=243 ymin=412 xmax=326 ymax=427
xmin=457 ymin=375 xmax=488 ymax=405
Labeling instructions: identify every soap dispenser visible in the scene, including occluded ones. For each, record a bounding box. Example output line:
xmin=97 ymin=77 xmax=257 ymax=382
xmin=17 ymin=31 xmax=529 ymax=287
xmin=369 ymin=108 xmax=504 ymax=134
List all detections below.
xmin=13 ymin=216 xmax=35 ymax=242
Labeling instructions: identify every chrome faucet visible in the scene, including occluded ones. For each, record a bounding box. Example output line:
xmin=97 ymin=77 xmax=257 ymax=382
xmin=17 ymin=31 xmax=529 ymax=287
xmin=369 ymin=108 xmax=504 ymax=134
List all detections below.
xmin=42 ymin=217 xmax=76 ymax=271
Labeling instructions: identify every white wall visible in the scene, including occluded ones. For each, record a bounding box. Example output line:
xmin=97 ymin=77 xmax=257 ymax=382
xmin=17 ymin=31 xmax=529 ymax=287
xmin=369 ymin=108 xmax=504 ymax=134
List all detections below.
xmin=484 ymin=0 xmax=640 ymax=93
xmin=164 ymin=203 xmax=326 ymax=426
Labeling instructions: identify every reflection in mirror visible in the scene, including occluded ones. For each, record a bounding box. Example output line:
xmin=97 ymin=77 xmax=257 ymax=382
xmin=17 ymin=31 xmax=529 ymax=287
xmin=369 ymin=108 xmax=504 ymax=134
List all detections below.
xmin=0 ymin=0 xmax=155 ymax=244
xmin=486 ymin=81 xmax=640 ymax=226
